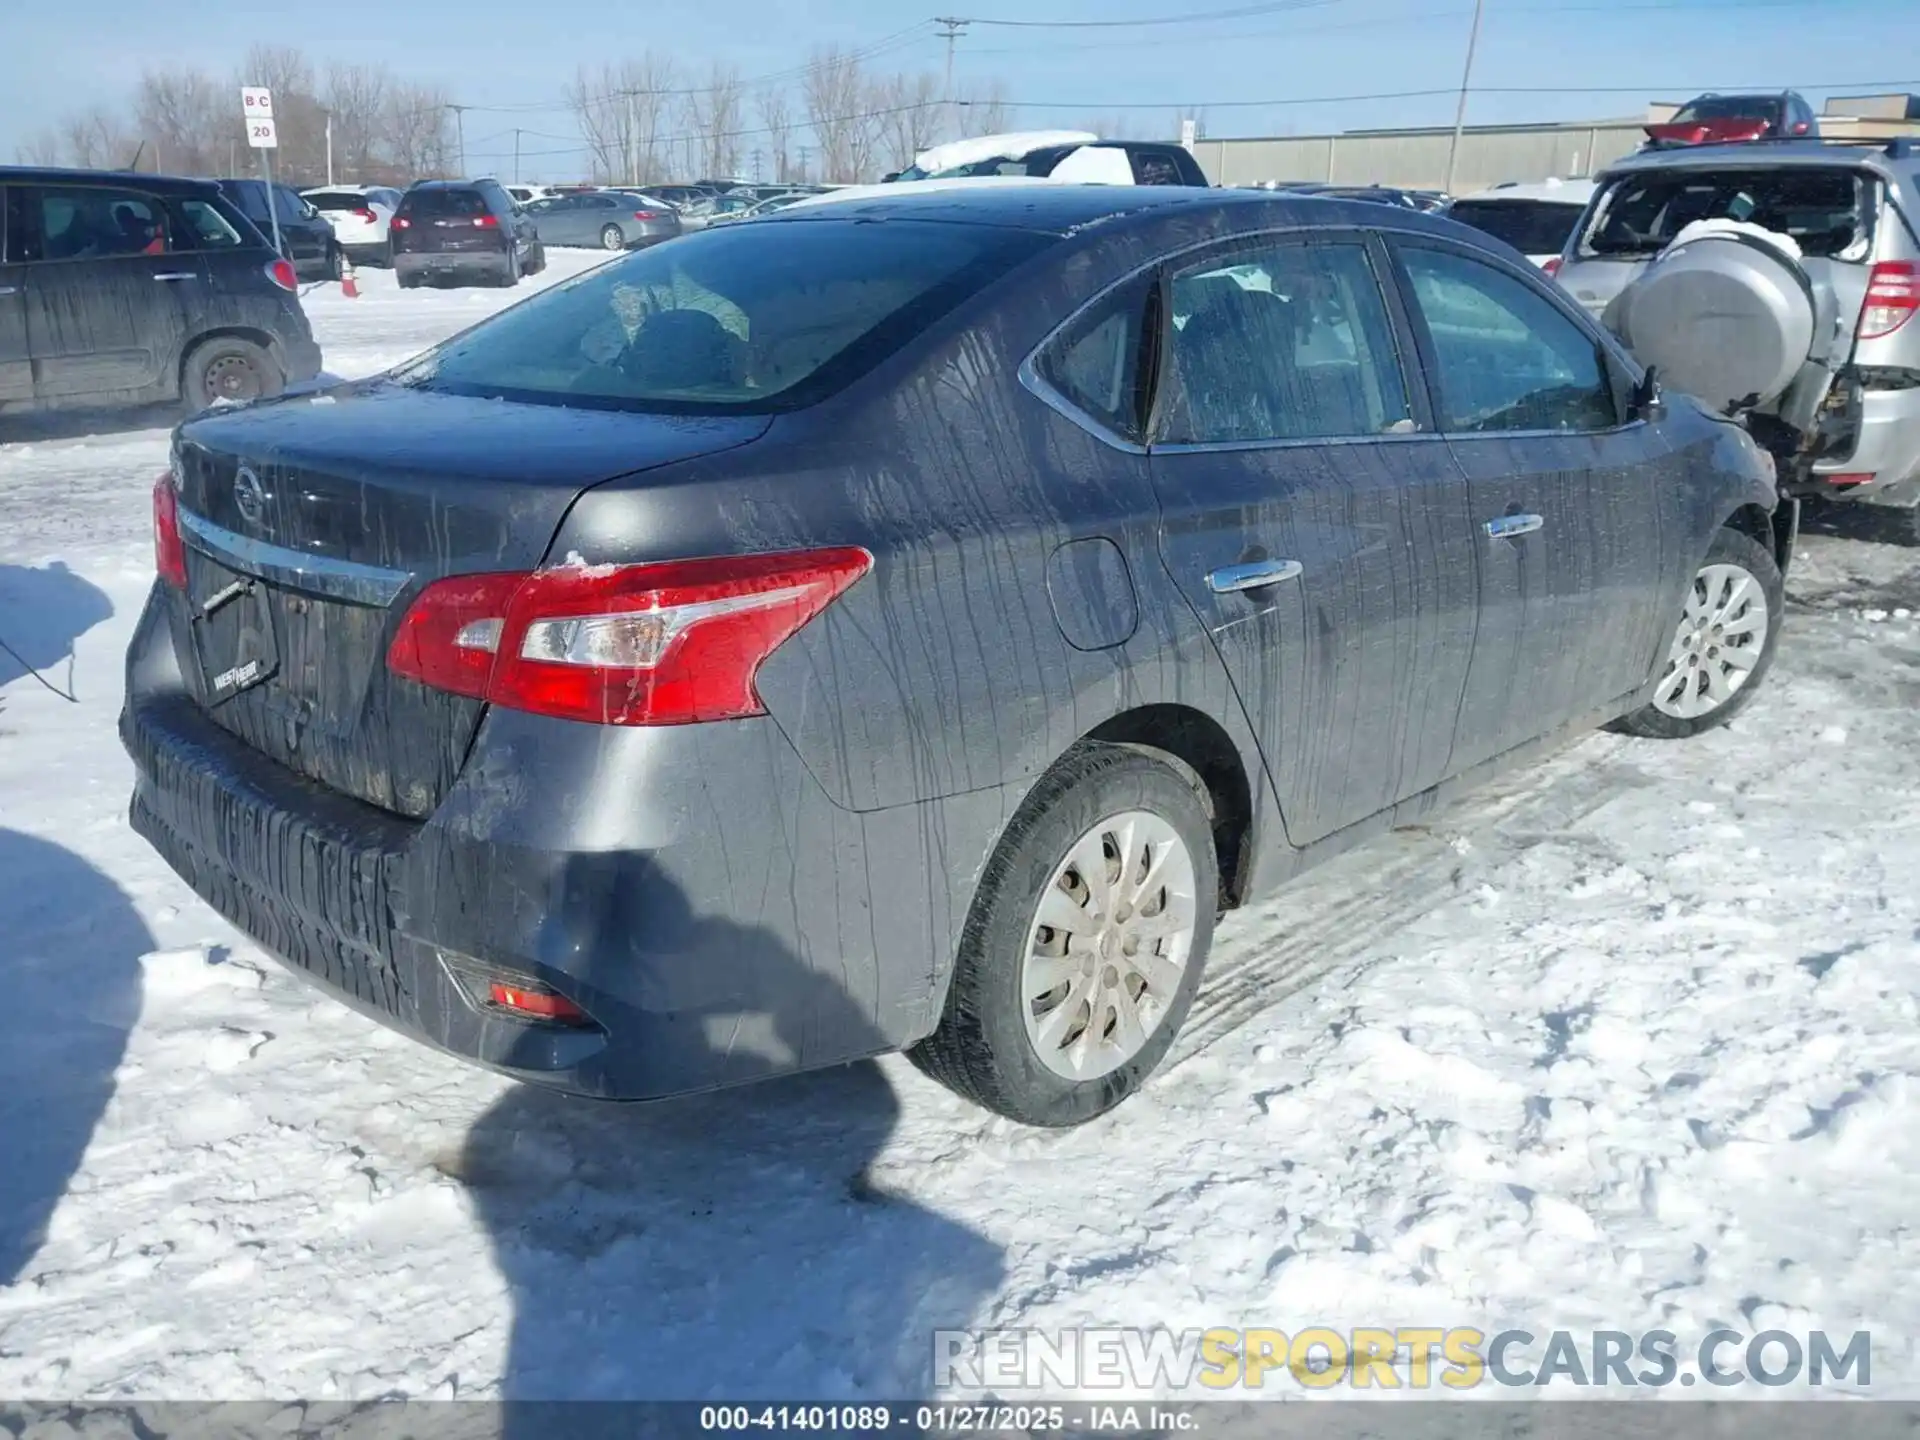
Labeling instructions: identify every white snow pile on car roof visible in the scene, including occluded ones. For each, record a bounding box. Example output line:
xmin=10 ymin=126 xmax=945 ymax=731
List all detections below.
xmin=1671 ymin=217 xmax=1805 ymax=263
xmin=784 ymin=174 xmax=1081 ymax=211
xmin=910 ymin=129 xmax=1099 ymax=175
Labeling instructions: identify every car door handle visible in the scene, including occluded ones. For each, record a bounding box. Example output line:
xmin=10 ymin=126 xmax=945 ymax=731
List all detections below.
xmin=1207 ymin=558 xmax=1303 ymax=593
xmin=152 ymin=272 xmax=199 ymax=282
xmin=1484 ymin=513 xmax=1545 ymax=540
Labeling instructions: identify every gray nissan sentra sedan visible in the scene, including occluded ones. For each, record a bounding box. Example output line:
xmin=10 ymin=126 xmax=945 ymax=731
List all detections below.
xmin=124 ymin=186 xmax=1793 ymax=1127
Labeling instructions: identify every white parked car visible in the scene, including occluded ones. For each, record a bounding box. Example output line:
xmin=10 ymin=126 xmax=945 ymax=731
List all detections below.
xmin=1442 ymin=178 xmax=1599 ymax=273
xmin=505 ymin=184 xmax=562 ymax=206
xmin=792 ymin=131 xmax=1211 ymax=211
xmin=301 ymin=185 xmax=404 ymax=267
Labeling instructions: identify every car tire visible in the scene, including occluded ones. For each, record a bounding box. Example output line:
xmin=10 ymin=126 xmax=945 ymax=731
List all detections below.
xmin=908 ymin=742 xmax=1218 ymax=1128
xmin=182 ymin=336 xmax=285 ymax=413
xmin=325 ymin=246 xmax=344 ymax=282
xmin=1610 ymin=526 xmax=1784 ymax=740
xmin=600 ymin=224 xmax=625 ymax=251
xmin=526 ymin=243 xmax=547 ymax=276
xmin=496 ymin=255 xmax=520 ymax=289
xmin=396 ymin=271 xmax=419 ymax=289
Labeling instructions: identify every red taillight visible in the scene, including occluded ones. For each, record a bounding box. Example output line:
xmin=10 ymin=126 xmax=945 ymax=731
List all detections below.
xmin=386 ymin=548 xmax=873 ymax=726
xmin=633 ymin=210 xmax=661 ymax=220
xmin=1823 ymin=472 xmax=1875 ymax=487
xmin=153 ymin=473 xmax=188 ymax=588
xmin=475 ymin=213 xmax=499 ymax=228
xmin=353 ymin=207 xmax=377 ymax=223
xmin=1858 ymin=261 xmax=1919 ymax=340
xmin=1541 ymin=257 xmax=1563 ymax=278
xmin=487 ymin=981 xmax=589 ymax=1024
xmin=266 ymin=257 xmax=297 ymax=292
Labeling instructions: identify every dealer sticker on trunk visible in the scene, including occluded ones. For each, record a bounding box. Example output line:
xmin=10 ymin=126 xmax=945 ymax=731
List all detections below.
xmin=211 ymin=659 xmax=263 ymax=695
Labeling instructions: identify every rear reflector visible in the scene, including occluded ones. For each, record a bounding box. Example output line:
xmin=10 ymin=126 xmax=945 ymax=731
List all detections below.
xmin=1823 ymin=472 xmax=1875 ymax=487
xmin=387 ymin=547 xmax=873 ymax=725
xmin=266 ymin=257 xmax=298 ymax=292
xmin=487 ymin=981 xmax=590 ymax=1024
xmin=153 ymin=473 xmax=188 ymax=588
xmin=1858 ymin=261 xmax=1918 ymax=340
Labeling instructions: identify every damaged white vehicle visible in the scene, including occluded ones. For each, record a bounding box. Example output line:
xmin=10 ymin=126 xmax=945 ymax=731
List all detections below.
xmin=1557 ymin=137 xmax=1920 ymax=540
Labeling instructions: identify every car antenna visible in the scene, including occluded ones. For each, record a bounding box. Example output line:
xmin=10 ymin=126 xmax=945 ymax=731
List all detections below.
xmin=124 ymin=138 xmax=147 ymax=172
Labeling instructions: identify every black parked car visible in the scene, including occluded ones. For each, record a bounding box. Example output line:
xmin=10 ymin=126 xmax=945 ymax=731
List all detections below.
xmin=390 ymin=179 xmax=544 ymax=289
xmin=213 ymin=178 xmax=341 ymax=281
xmin=0 ymin=167 xmax=321 ymax=416
xmin=125 ymin=188 xmax=1789 ymax=1128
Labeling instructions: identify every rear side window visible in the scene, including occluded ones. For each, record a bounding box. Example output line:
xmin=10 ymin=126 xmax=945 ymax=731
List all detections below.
xmin=402 ymin=189 xmax=486 ymax=219
xmin=1035 ymin=282 xmax=1151 ymax=441
xmin=175 ymin=198 xmax=248 ymax=250
xmin=22 ymin=186 xmax=170 ymax=261
xmin=1447 ymin=200 xmax=1588 ymax=256
xmin=395 ymin=218 xmax=1054 ymax=413
xmin=272 ymin=187 xmax=309 ymax=222
xmin=1162 ymin=240 xmax=1412 ymax=444
xmin=1129 ymin=150 xmax=1185 ymax=186
xmin=226 ymin=182 xmax=271 ymax=222
xmin=1398 ymin=245 xmax=1616 ymax=433
xmin=1584 ymin=168 xmax=1872 ymax=259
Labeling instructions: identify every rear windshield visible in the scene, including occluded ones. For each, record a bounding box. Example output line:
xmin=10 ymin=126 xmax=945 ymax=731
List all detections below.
xmin=305 ymin=190 xmax=372 ymax=210
xmin=393 ymin=218 xmax=1054 ymax=414
xmin=400 ymin=189 xmax=486 ymax=218
xmin=1672 ymin=95 xmax=1784 ymax=124
xmin=1582 ymin=167 xmax=1875 ymax=259
xmin=1448 ymin=199 xmax=1590 ymax=256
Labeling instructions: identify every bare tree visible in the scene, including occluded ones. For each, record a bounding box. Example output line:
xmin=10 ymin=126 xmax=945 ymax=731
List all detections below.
xmin=568 ymin=54 xmax=677 ymax=185
xmin=802 ymin=45 xmax=868 ymax=182
xmin=383 ymin=81 xmax=454 ymax=180
xmin=685 ymin=62 xmax=746 ymax=180
xmin=326 ymin=63 xmax=390 ymax=183
xmin=756 ymin=86 xmax=795 ymax=183
xmin=134 ymin=67 xmax=227 ymax=176
xmin=236 ymin=45 xmax=326 ymax=182
xmin=875 ymin=72 xmax=943 ymax=174
xmin=1077 ymin=113 xmax=1144 ymax=142
xmin=61 ymin=106 xmax=139 ymax=170
xmin=16 ymin=130 xmax=67 ymax=165
xmin=960 ymin=79 xmax=1014 ymax=138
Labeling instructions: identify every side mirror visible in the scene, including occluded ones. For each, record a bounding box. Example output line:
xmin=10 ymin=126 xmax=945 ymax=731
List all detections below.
xmin=1631 ymin=366 xmax=1667 ymax=421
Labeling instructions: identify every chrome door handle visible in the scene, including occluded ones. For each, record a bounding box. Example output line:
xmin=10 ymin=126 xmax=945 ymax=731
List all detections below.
xmin=1207 ymin=558 xmax=1303 ymax=593
xmin=1484 ymin=513 xmax=1545 ymax=540
xmin=152 ymin=272 xmax=198 ymax=282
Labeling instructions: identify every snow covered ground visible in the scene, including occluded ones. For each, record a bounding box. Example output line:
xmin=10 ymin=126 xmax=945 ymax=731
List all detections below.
xmin=1 ymin=253 xmax=1917 ymax=1405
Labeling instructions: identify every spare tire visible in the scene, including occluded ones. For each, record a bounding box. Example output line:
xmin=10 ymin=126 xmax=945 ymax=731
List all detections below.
xmin=1604 ymin=228 xmax=1827 ymax=416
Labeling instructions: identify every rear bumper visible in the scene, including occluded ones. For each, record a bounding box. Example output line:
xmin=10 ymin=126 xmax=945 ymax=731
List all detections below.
xmin=120 ymin=585 xmax=978 ymax=1099
xmin=1814 ymin=382 xmax=1920 ymax=507
xmin=394 ymin=250 xmax=511 ymax=280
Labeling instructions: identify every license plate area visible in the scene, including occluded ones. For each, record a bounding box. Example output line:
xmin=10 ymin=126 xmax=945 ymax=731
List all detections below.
xmin=189 ymin=561 xmax=279 ymax=705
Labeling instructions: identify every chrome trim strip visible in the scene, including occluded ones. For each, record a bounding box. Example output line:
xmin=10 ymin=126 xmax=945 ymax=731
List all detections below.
xmin=1484 ymin=512 xmax=1546 ymax=540
xmin=1207 ymin=558 xmax=1304 ymax=593
xmin=179 ymin=509 xmax=413 ymax=606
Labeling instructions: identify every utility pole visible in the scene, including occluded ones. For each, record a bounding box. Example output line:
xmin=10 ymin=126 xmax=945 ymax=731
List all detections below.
xmin=513 ymin=128 xmax=523 ymax=183
xmin=1442 ymin=0 xmax=1485 ymax=197
xmin=799 ymin=144 xmax=812 ymax=183
xmin=324 ymin=110 xmax=334 ymax=185
xmin=448 ymin=103 xmax=471 ymax=177
xmin=625 ymin=90 xmax=639 ymax=187
xmin=751 ymin=147 xmax=764 ymax=182
xmin=934 ymin=17 xmax=968 ymax=138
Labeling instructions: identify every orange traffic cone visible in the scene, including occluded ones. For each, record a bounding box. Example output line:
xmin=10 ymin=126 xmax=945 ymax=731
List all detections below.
xmin=341 ymin=259 xmax=360 ymax=299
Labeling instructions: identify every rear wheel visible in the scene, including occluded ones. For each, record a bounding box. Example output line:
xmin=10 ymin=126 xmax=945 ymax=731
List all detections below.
xmin=1611 ymin=527 xmax=1782 ymax=739
xmin=183 ymin=336 xmax=284 ymax=413
xmin=396 ymin=271 xmax=420 ymax=289
xmin=909 ymin=742 xmax=1217 ymax=1127
xmin=525 ymin=242 xmax=547 ymax=275
xmin=325 ymin=245 xmax=344 ymax=282
xmin=600 ymin=224 xmax=625 ymax=251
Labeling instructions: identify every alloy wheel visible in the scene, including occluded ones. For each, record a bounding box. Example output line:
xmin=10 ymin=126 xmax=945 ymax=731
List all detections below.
xmin=1652 ymin=561 xmax=1770 ymax=719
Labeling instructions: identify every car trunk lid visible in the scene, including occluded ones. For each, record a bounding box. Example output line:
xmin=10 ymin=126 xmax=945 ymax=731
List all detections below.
xmin=168 ymin=383 xmax=769 ymax=817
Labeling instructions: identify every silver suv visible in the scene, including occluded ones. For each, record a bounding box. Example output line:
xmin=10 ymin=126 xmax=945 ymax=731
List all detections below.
xmin=1557 ymin=138 xmax=1920 ymax=538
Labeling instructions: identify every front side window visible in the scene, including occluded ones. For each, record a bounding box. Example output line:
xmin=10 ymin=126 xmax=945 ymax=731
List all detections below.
xmin=1398 ymin=245 xmax=1616 ymax=434
xmin=227 ymin=182 xmax=271 ymax=222
xmin=25 ymin=186 xmax=169 ymax=261
xmin=1034 ymin=281 xmax=1150 ymax=441
xmin=394 ymin=218 xmax=1054 ymax=414
xmin=1162 ymin=240 xmax=1412 ymax=445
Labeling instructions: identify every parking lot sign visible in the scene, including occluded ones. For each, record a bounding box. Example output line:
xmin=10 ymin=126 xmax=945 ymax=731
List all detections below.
xmin=241 ymin=87 xmax=277 ymax=149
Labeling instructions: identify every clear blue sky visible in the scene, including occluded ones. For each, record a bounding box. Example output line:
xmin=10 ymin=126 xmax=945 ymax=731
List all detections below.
xmin=5 ymin=0 xmax=1913 ymax=179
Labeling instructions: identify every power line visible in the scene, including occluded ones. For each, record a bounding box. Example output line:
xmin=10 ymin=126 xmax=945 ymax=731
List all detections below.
xmin=952 ymin=0 xmax=1333 ymax=27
